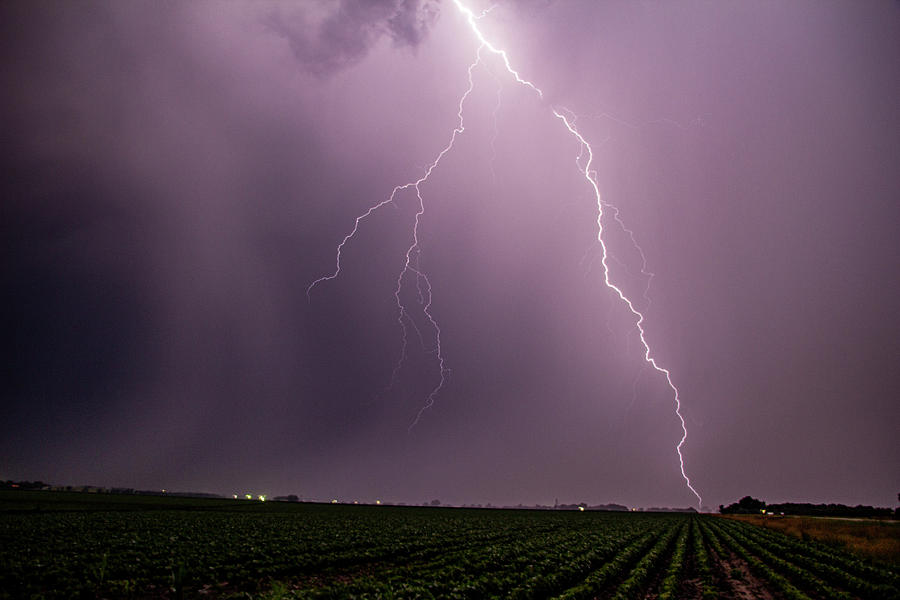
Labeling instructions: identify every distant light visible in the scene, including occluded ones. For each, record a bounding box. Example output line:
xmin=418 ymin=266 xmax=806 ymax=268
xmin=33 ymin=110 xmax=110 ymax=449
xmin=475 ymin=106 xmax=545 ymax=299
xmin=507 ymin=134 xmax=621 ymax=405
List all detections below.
xmin=353 ymin=500 xmax=358 ymax=504
xmin=232 ymin=494 xmax=238 ymax=499
xmin=245 ymin=494 xmax=253 ymax=500
xmin=331 ymin=499 xmax=338 ymax=504
xmin=161 ymin=489 xmax=166 ymax=493
xmin=258 ymin=495 xmax=266 ymax=502
xmin=578 ymin=506 xmax=585 ymax=512
xmin=375 ymin=500 xmax=381 ymax=505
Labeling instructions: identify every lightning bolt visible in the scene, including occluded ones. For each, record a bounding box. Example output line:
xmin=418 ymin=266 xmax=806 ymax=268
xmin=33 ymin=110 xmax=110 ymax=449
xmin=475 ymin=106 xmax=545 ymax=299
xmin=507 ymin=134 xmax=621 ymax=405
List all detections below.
xmin=552 ymin=110 xmax=701 ymax=507
xmin=451 ymin=0 xmax=701 ymax=507
xmin=308 ymin=0 xmax=702 ymax=506
xmin=308 ymin=45 xmax=489 ymax=430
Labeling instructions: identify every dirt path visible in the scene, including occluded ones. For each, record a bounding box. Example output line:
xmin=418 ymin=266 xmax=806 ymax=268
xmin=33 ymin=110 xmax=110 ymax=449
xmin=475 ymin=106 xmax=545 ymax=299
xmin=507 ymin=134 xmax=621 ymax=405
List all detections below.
xmin=708 ymin=547 xmax=779 ymax=600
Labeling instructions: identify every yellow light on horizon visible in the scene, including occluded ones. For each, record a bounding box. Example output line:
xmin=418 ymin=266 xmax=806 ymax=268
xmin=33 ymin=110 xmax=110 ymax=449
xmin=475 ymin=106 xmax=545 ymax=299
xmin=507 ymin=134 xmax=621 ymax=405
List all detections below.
xmin=258 ymin=495 xmax=266 ymax=502
xmin=578 ymin=506 xmax=585 ymax=512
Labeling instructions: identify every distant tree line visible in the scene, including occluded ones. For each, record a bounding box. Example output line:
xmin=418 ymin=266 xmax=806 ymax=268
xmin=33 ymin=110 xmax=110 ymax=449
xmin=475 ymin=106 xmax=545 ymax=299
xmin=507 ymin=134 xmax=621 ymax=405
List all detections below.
xmin=0 ymin=480 xmax=47 ymax=490
xmin=0 ymin=480 xmax=229 ymax=498
xmin=719 ymin=495 xmax=896 ymax=518
xmin=273 ymin=495 xmax=299 ymax=502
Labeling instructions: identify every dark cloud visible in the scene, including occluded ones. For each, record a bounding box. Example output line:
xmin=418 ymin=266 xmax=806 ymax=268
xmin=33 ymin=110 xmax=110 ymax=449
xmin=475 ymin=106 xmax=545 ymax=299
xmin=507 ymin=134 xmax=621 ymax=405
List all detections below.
xmin=266 ymin=0 xmax=440 ymax=77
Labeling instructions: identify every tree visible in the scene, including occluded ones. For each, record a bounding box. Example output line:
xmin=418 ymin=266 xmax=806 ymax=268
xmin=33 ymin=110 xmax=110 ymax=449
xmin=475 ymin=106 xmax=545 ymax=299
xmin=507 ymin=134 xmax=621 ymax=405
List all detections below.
xmin=719 ymin=496 xmax=766 ymax=514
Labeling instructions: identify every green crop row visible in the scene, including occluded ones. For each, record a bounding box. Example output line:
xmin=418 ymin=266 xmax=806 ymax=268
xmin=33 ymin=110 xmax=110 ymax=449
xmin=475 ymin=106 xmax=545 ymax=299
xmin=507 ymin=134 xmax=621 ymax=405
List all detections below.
xmin=722 ymin=517 xmax=899 ymax=595
xmin=716 ymin=518 xmax=897 ymax=600
xmin=698 ymin=517 xmax=726 ymax=559
xmin=708 ymin=519 xmax=814 ymax=600
xmin=503 ymin=524 xmax=652 ymax=599
xmin=656 ymin=520 xmax=689 ymax=600
xmin=302 ymin=514 xmax=668 ymax=599
xmin=610 ymin=520 xmax=683 ymax=600
xmin=714 ymin=519 xmax=853 ymax=600
xmin=691 ymin=518 xmax=718 ymax=599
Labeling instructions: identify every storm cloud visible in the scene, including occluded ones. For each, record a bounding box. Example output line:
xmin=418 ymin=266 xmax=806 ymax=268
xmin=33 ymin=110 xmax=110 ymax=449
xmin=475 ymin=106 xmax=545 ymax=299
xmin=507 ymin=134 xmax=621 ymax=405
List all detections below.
xmin=2 ymin=1 xmax=898 ymax=509
xmin=266 ymin=0 xmax=440 ymax=77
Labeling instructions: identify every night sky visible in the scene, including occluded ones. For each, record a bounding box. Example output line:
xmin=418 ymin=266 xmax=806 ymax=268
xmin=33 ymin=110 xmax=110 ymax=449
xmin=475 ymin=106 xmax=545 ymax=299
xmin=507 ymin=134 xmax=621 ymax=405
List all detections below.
xmin=2 ymin=0 xmax=898 ymax=510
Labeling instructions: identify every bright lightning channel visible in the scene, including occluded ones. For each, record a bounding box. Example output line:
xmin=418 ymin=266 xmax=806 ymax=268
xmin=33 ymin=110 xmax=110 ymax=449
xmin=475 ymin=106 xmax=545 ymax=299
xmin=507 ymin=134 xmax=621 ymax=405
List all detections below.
xmin=550 ymin=109 xmax=702 ymax=507
xmin=308 ymin=45 xmax=490 ymax=431
xmin=456 ymin=0 xmax=701 ymax=508
xmin=308 ymin=0 xmax=702 ymax=506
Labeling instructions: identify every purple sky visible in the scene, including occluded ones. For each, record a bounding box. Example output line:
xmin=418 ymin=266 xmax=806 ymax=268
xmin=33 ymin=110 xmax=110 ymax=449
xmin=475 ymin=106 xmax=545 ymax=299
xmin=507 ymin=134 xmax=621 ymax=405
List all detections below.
xmin=2 ymin=0 xmax=898 ymax=510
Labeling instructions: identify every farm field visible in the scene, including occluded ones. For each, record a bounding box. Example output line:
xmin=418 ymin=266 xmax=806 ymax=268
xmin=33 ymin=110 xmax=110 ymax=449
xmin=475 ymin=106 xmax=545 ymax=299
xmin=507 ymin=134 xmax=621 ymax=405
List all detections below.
xmin=1 ymin=491 xmax=898 ymax=599
xmin=724 ymin=514 xmax=900 ymax=566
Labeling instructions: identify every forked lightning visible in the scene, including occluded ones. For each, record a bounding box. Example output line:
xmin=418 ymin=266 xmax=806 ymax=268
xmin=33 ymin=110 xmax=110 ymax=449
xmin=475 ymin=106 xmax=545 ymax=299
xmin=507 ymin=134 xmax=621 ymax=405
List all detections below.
xmin=308 ymin=0 xmax=702 ymax=507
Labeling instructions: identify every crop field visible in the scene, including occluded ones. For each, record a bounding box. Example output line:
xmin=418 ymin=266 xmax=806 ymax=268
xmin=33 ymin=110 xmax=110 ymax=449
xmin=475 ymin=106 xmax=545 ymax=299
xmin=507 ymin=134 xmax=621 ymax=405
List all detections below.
xmin=1 ymin=491 xmax=898 ymax=599
xmin=723 ymin=515 xmax=900 ymax=567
